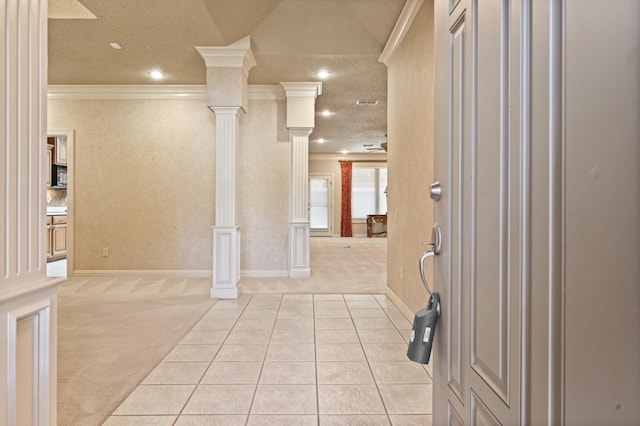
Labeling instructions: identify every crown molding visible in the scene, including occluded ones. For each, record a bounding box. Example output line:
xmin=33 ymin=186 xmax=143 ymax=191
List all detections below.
xmin=309 ymin=153 xmax=387 ymax=162
xmin=48 ymin=84 xmax=285 ymax=100
xmin=47 ymin=85 xmax=207 ymax=100
xmin=379 ymin=0 xmax=424 ymax=66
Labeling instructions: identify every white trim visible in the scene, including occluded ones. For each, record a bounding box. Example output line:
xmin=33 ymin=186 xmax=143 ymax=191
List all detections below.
xmin=47 ymin=84 xmax=284 ymax=101
xmin=0 ymin=278 xmax=63 ymax=304
xmin=71 ymin=269 xmax=292 ymax=278
xmin=6 ymin=299 xmax=53 ymax=426
xmin=71 ymin=270 xmax=212 ymax=277
xmin=289 ymin=269 xmax=311 ymax=279
xmin=241 ymin=270 xmax=289 ymax=278
xmin=379 ymin=0 xmax=425 ymax=65
xmin=47 ymin=85 xmax=208 ymax=100
xmin=309 ymin=153 xmax=387 ymax=162
xmin=210 ymin=286 xmax=239 ymax=299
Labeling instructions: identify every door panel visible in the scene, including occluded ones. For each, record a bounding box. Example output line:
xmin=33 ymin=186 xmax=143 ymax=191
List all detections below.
xmin=435 ymin=0 xmax=639 ymax=424
xmin=447 ymin=11 xmax=466 ymax=403
xmin=435 ymin=0 xmax=521 ymax=423
xmin=471 ymin=0 xmax=512 ymax=404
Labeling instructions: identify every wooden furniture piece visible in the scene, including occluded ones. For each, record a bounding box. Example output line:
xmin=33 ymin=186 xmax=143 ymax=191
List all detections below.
xmin=366 ymin=214 xmax=387 ymax=237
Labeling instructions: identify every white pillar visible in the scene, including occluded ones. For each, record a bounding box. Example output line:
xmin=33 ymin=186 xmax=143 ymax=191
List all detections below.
xmin=1 ymin=0 xmax=61 ymax=423
xmin=211 ymin=107 xmax=241 ymax=298
xmin=197 ymin=37 xmax=255 ymax=299
xmin=280 ymin=83 xmax=323 ymax=278
xmin=288 ymin=128 xmax=313 ymax=278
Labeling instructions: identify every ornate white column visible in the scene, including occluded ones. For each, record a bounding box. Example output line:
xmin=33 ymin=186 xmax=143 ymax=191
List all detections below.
xmin=197 ymin=37 xmax=255 ymax=299
xmin=211 ymin=107 xmax=241 ymax=298
xmin=280 ymin=83 xmax=323 ymax=278
xmin=1 ymin=0 xmax=61 ymax=423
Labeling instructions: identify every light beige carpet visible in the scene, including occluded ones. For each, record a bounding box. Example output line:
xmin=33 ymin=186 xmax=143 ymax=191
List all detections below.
xmin=57 ymin=237 xmax=387 ymax=425
xmin=57 ymin=276 xmax=215 ymax=426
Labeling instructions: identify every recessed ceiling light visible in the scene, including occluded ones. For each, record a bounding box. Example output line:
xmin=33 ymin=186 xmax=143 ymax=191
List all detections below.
xmin=317 ymin=138 xmax=326 ymax=143
xmin=109 ymin=42 xmax=122 ymax=50
xmin=321 ymin=110 xmax=331 ymax=117
xmin=316 ymin=69 xmax=331 ymax=79
xmin=148 ymin=69 xmax=165 ymax=80
xmin=341 ymin=149 xmax=348 ymax=155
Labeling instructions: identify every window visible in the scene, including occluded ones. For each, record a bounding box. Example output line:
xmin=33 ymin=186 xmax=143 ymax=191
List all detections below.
xmin=351 ymin=167 xmax=387 ymax=219
xmin=309 ymin=176 xmax=330 ymax=230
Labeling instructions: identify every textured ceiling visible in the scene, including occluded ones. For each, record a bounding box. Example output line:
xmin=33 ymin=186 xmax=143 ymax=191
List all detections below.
xmin=48 ymin=0 xmax=406 ymax=154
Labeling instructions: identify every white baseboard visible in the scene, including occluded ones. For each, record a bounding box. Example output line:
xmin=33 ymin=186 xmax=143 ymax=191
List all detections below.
xmin=241 ymin=270 xmax=289 ymax=278
xmin=385 ymin=287 xmax=415 ymax=321
xmin=289 ymin=269 xmax=311 ymax=279
xmin=72 ymin=269 xmax=290 ymax=279
xmin=72 ymin=270 xmax=211 ymax=277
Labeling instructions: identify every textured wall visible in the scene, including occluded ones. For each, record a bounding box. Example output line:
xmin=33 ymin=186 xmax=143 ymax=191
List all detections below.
xmin=48 ymin=99 xmax=216 ymax=271
xmin=386 ymin=1 xmax=435 ymax=313
xmin=237 ymin=99 xmax=289 ymax=271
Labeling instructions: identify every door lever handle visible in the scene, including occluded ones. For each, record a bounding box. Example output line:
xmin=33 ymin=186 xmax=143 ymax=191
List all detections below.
xmin=419 ymin=250 xmax=435 ymax=296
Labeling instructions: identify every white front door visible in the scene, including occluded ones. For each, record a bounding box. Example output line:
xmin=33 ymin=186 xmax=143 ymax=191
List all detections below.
xmin=433 ymin=0 xmax=524 ymax=422
xmin=432 ymin=0 xmax=640 ymax=424
xmin=309 ymin=175 xmax=332 ymax=236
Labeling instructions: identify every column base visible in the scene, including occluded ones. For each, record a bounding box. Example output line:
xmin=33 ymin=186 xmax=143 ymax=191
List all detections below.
xmin=210 ymin=286 xmax=239 ymax=299
xmin=289 ymin=221 xmax=310 ymax=279
xmin=289 ymin=269 xmax=311 ymax=279
xmin=212 ymin=226 xmax=240 ymax=299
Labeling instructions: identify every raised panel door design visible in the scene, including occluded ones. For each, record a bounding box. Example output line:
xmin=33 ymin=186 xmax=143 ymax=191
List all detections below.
xmin=434 ymin=0 xmax=522 ymax=423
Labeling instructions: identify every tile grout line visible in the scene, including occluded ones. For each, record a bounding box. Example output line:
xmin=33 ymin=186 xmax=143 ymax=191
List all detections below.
xmin=106 ymin=292 xmax=222 ymax=425
xmin=357 ymin=295 xmax=393 ymax=422
xmin=172 ymin=294 xmax=253 ymax=424
xmin=245 ymin=293 xmax=284 ymax=425
xmin=313 ymin=293 xmax=320 ymax=424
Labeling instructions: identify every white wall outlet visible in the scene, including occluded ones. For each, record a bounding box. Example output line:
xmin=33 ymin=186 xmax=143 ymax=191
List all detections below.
xmin=102 ymin=247 xmax=109 ymax=257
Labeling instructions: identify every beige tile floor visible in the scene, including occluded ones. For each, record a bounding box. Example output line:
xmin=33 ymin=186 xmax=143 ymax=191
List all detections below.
xmin=104 ymin=293 xmax=433 ymax=425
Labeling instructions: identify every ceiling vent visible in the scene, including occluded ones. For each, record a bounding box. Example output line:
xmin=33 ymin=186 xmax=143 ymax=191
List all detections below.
xmin=356 ymin=100 xmax=379 ymax=105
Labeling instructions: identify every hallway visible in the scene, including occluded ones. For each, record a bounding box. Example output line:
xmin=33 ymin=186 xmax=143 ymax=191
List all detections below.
xmin=58 ymin=238 xmax=433 ymax=425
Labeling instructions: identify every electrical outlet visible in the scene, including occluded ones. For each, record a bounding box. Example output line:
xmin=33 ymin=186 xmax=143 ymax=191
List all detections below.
xmin=102 ymin=247 xmax=109 ymax=257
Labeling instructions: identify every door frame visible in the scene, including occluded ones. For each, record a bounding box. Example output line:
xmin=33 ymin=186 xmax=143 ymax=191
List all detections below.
xmin=46 ymin=129 xmax=75 ymax=277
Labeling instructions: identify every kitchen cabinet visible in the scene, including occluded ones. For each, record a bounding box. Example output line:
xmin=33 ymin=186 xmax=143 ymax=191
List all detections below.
xmin=47 ymin=214 xmax=67 ymax=261
xmin=54 ymin=136 xmax=67 ymax=165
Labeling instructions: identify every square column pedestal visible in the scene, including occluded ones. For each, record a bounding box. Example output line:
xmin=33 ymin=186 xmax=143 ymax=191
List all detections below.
xmin=212 ymin=226 xmax=241 ymax=299
xmin=289 ymin=221 xmax=310 ymax=278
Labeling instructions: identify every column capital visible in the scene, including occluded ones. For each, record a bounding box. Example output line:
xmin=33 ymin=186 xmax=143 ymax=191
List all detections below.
xmin=289 ymin=127 xmax=313 ymax=137
xmin=196 ymin=36 xmax=256 ymax=78
xmin=196 ymin=36 xmax=256 ymax=111
xmin=279 ymin=82 xmax=323 ymax=98
xmin=279 ymin=82 xmax=323 ymax=129
xmin=209 ymin=106 xmax=243 ymax=116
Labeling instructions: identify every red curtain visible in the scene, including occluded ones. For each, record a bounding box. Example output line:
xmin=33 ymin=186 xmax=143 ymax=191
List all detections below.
xmin=340 ymin=161 xmax=353 ymax=237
